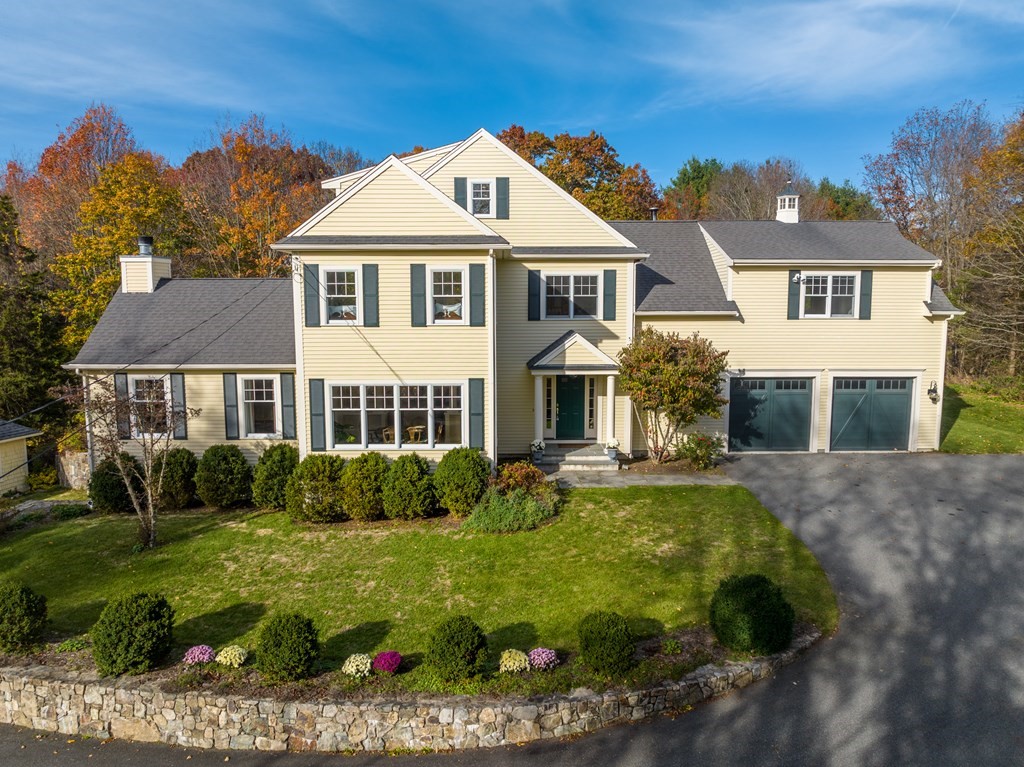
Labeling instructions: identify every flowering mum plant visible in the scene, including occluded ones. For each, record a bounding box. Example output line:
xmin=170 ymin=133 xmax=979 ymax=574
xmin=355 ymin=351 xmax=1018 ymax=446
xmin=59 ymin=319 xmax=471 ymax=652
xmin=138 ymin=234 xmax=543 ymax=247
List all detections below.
xmin=183 ymin=645 xmax=216 ymax=666
xmin=372 ymin=650 xmax=402 ymax=675
xmin=499 ymin=649 xmax=530 ymax=674
xmin=342 ymin=653 xmax=373 ymax=678
xmin=606 ymin=437 xmax=620 ymax=449
xmin=530 ymin=439 xmax=545 ymax=452
xmin=215 ymin=645 xmax=248 ymax=668
xmin=528 ymin=647 xmax=559 ymax=671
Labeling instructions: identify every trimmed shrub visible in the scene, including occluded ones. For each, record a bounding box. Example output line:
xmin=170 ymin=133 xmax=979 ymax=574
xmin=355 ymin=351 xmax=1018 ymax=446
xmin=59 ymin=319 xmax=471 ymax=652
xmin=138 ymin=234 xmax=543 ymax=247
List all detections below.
xmin=195 ymin=445 xmax=252 ymax=508
xmin=425 ymin=615 xmax=488 ymax=681
xmin=382 ymin=453 xmax=435 ymax=520
xmin=91 ymin=592 xmax=175 ymax=676
xmin=372 ymin=650 xmax=402 ymax=675
xmin=675 ymin=431 xmax=726 ymax=471
xmin=339 ymin=451 xmax=389 ymax=521
xmin=255 ymin=613 xmax=319 ymax=681
xmin=252 ymin=443 xmax=299 ymax=511
xmin=433 ymin=447 xmax=490 ymax=517
xmin=494 ymin=461 xmax=546 ymax=494
xmin=499 ymin=648 xmax=529 ymax=674
xmin=709 ymin=574 xmax=795 ymax=655
xmin=463 ymin=488 xmax=555 ymax=533
xmin=285 ymin=454 xmax=347 ymax=523
xmin=89 ymin=454 xmax=141 ymax=514
xmin=154 ymin=447 xmax=198 ymax=510
xmin=0 ymin=582 xmax=47 ymax=651
xmin=577 ymin=611 xmax=635 ymax=675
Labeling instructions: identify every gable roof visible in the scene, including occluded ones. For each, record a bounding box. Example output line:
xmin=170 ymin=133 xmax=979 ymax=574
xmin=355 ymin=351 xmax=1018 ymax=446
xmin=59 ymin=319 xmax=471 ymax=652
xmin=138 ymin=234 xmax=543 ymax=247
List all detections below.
xmin=526 ymin=330 xmax=619 ymax=371
xmin=699 ymin=221 xmax=940 ymax=264
xmin=68 ymin=279 xmax=295 ymax=368
xmin=0 ymin=420 xmax=41 ymax=443
xmin=610 ymin=221 xmax=737 ymax=314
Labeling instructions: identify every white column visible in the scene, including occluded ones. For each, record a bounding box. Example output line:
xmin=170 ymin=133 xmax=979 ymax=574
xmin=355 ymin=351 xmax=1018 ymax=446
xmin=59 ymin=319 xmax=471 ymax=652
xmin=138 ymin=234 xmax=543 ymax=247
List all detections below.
xmin=606 ymin=376 xmax=616 ymax=444
xmin=534 ymin=375 xmax=544 ymax=444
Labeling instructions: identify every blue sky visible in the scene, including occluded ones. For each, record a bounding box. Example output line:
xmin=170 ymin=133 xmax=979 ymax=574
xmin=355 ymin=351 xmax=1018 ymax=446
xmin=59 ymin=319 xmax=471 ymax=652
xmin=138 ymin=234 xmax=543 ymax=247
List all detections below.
xmin=1 ymin=0 xmax=1022 ymax=189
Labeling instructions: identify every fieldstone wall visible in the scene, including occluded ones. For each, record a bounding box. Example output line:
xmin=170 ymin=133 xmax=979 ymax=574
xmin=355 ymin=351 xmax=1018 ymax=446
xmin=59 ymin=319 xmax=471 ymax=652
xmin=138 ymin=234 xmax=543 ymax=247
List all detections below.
xmin=56 ymin=452 xmax=90 ymax=490
xmin=0 ymin=631 xmax=818 ymax=752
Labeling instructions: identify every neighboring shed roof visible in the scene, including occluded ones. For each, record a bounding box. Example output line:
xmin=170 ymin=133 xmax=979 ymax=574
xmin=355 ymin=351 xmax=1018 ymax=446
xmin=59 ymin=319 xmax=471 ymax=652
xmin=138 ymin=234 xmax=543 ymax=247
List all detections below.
xmin=68 ymin=279 xmax=295 ymax=368
xmin=275 ymin=234 xmax=508 ymax=248
xmin=0 ymin=420 xmax=41 ymax=443
xmin=700 ymin=221 xmax=939 ymax=262
xmin=926 ymin=282 xmax=965 ymax=316
xmin=609 ymin=221 xmax=737 ymax=314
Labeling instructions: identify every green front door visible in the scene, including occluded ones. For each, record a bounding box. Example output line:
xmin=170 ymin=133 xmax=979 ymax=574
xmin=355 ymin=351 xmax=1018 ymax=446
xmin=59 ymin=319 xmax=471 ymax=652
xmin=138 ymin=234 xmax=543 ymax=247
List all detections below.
xmin=831 ymin=378 xmax=912 ymax=450
xmin=729 ymin=377 xmax=812 ymax=451
xmin=556 ymin=375 xmax=586 ymax=440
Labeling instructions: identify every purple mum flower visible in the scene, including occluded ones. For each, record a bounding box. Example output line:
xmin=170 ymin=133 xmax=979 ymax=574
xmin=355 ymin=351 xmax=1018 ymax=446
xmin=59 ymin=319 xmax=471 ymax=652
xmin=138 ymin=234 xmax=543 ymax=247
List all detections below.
xmin=528 ymin=647 xmax=559 ymax=671
xmin=372 ymin=650 xmax=402 ymax=674
xmin=183 ymin=645 xmax=216 ymax=666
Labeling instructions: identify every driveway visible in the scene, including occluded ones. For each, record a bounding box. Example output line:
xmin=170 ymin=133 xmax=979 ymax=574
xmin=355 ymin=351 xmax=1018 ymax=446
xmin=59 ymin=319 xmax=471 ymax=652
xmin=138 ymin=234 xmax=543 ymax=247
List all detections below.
xmin=3 ymin=453 xmax=1023 ymax=765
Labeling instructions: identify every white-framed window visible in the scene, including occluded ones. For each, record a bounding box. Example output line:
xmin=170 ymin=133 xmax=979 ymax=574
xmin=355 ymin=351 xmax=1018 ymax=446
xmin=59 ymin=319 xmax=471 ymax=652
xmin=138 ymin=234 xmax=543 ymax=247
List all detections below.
xmin=128 ymin=375 xmax=170 ymax=437
xmin=240 ymin=376 xmax=280 ymax=438
xmin=801 ymin=272 xmax=858 ymax=318
xmin=327 ymin=383 xmax=465 ymax=449
xmin=430 ymin=267 xmax=467 ymax=324
xmin=469 ymin=178 xmax=495 ymax=218
xmin=543 ymin=273 xmax=600 ymax=319
xmin=322 ymin=267 xmax=360 ymax=324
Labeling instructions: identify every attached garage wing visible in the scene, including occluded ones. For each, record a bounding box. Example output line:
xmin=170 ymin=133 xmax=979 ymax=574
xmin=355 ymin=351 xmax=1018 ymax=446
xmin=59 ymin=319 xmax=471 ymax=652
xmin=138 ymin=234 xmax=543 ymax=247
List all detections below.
xmin=830 ymin=378 xmax=913 ymax=451
xmin=728 ymin=377 xmax=813 ymax=452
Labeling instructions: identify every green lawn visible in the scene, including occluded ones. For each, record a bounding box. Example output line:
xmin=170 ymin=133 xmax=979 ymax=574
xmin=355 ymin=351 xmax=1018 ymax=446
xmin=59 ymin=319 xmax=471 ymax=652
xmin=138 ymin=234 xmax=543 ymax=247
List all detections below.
xmin=0 ymin=486 xmax=837 ymax=663
xmin=940 ymin=383 xmax=1024 ymax=453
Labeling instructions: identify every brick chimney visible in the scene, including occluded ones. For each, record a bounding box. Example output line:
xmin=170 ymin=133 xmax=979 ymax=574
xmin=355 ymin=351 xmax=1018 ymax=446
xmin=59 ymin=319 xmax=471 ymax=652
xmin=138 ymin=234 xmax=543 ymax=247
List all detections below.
xmin=776 ymin=180 xmax=800 ymax=224
xmin=119 ymin=236 xmax=171 ymax=293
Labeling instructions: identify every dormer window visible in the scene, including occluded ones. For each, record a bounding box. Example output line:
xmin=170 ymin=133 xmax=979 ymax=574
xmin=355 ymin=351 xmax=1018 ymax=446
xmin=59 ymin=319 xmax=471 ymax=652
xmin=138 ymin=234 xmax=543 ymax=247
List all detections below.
xmin=470 ymin=178 xmax=495 ymax=217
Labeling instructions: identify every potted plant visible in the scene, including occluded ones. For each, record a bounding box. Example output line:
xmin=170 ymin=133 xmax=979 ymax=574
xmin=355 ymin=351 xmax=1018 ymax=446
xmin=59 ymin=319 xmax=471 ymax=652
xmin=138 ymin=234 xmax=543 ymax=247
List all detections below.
xmin=605 ymin=437 xmax=620 ymax=459
xmin=530 ymin=439 xmax=545 ymax=463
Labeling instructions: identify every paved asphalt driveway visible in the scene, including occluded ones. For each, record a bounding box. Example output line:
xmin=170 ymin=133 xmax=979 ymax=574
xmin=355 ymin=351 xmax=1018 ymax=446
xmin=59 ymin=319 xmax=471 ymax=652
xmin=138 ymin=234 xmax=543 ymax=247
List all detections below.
xmin=3 ymin=453 xmax=1023 ymax=766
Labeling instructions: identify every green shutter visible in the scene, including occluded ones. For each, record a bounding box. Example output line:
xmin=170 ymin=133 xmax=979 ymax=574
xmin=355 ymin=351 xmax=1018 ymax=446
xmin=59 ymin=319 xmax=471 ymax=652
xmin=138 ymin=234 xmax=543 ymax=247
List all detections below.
xmin=469 ymin=264 xmax=485 ymax=327
xmin=113 ymin=373 xmax=130 ymax=439
xmin=170 ymin=373 xmax=187 ymax=440
xmin=411 ymin=264 xmax=426 ymax=326
xmin=223 ymin=373 xmax=239 ymax=440
xmin=859 ymin=270 xmax=873 ymax=320
xmin=304 ymin=263 xmax=320 ymax=327
xmin=528 ymin=269 xmax=541 ymax=321
xmin=309 ymin=379 xmax=325 ymax=452
xmin=281 ymin=372 xmax=296 ymax=440
xmin=603 ymin=269 xmax=617 ymax=321
xmin=788 ymin=270 xmax=801 ymax=320
xmin=496 ymin=177 xmax=509 ymax=219
xmin=362 ymin=264 xmax=379 ymax=327
xmin=469 ymin=378 xmax=484 ymax=450
xmin=454 ymin=178 xmax=467 ymax=210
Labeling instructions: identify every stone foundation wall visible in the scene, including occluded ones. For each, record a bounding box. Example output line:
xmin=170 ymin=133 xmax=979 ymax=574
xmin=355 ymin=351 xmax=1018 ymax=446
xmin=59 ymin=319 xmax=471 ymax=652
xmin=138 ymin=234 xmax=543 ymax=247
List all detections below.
xmin=56 ymin=452 xmax=90 ymax=490
xmin=0 ymin=631 xmax=818 ymax=752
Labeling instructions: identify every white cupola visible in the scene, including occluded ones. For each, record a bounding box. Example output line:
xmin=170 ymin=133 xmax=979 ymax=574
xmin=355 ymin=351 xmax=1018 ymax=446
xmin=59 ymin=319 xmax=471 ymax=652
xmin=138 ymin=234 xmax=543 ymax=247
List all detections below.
xmin=119 ymin=235 xmax=171 ymax=293
xmin=776 ymin=180 xmax=800 ymax=224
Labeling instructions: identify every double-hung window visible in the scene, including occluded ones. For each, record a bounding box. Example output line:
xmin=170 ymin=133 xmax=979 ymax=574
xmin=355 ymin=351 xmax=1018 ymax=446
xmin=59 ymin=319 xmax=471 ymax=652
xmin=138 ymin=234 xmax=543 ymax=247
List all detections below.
xmin=802 ymin=273 xmax=857 ymax=318
xmin=366 ymin=385 xmax=395 ymax=446
xmin=130 ymin=376 xmax=169 ymax=436
xmin=544 ymin=274 xmax=599 ymax=319
xmin=470 ymin=178 xmax=495 ymax=217
xmin=323 ymin=268 xmax=359 ymax=324
xmin=328 ymin=383 xmax=464 ymax=449
xmin=241 ymin=378 xmax=278 ymax=437
xmin=431 ymin=269 xmax=465 ymax=323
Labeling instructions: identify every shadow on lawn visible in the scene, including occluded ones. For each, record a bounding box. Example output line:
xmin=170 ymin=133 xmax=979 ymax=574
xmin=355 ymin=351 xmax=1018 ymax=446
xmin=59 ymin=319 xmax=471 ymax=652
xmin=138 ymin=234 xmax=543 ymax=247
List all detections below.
xmin=323 ymin=620 xmax=393 ymax=663
xmin=940 ymin=385 xmax=971 ymax=445
xmin=488 ymin=621 xmax=538 ymax=652
xmin=174 ymin=602 xmax=267 ymax=647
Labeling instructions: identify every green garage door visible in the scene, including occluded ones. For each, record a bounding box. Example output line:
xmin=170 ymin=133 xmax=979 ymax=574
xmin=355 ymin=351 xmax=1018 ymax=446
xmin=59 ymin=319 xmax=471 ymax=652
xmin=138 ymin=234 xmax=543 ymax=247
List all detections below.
xmin=729 ymin=378 xmax=812 ymax=452
xmin=830 ymin=378 xmax=913 ymax=451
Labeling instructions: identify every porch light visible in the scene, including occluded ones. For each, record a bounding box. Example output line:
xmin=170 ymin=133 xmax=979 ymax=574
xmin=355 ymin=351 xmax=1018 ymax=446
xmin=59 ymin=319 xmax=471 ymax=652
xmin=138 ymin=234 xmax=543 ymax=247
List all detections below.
xmin=927 ymin=381 xmax=939 ymax=403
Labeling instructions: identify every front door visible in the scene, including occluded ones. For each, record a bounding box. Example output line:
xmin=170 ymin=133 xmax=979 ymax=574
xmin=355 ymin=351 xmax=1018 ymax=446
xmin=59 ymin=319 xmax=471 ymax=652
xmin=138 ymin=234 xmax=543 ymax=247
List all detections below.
xmin=556 ymin=375 xmax=585 ymax=439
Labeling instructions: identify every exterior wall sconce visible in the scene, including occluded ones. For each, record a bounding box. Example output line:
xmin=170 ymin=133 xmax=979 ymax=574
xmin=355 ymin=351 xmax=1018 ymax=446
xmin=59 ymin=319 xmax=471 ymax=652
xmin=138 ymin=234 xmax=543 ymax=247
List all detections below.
xmin=927 ymin=381 xmax=940 ymax=403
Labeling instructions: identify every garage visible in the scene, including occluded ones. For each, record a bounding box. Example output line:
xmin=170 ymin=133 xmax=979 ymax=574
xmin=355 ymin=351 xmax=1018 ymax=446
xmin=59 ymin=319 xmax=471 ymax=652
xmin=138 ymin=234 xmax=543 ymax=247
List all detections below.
xmin=728 ymin=377 xmax=813 ymax=452
xmin=830 ymin=377 xmax=913 ymax=451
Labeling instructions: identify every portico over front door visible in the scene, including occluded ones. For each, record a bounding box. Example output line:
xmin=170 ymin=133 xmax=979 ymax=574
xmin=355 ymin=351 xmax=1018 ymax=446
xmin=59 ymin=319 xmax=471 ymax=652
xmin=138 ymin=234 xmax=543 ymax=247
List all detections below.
xmin=556 ymin=375 xmax=585 ymax=439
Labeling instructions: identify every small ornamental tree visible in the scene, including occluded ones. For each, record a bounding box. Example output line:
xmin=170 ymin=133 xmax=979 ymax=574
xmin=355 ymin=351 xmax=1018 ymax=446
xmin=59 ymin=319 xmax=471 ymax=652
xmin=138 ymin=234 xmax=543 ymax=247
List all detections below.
xmin=618 ymin=328 xmax=728 ymax=462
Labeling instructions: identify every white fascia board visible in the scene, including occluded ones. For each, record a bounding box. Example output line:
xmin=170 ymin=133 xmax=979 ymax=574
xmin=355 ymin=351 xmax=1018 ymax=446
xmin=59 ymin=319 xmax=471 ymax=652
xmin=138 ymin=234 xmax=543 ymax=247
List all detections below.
xmin=926 ymin=308 xmax=966 ymax=317
xmin=635 ymin=310 xmax=739 ymax=316
xmin=68 ymin=363 xmax=296 ymax=371
xmin=733 ymin=259 xmax=939 ymax=267
xmin=271 ymin=242 xmax=508 ymax=252
xmin=506 ymin=251 xmax=650 ymax=261
xmin=320 ymin=167 xmax=374 ymax=189
xmin=422 ymin=129 xmax=640 ymax=250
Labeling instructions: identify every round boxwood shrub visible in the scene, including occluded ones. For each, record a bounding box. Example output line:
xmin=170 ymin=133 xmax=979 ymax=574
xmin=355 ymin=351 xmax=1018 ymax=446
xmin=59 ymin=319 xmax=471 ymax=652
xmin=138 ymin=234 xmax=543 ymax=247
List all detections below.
xmin=339 ymin=451 xmax=389 ymax=522
xmin=255 ymin=612 xmax=319 ymax=681
xmin=577 ymin=611 xmax=636 ymax=675
xmin=88 ymin=453 xmax=142 ymax=514
xmin=252 ymin=443 xmax=299 ymax=511
xmin=91 ymin=592 xmax=174 ymax=676
xmin=425 ymin=614 xmax=488 ymax=681
xmin=432 ymin=447 xmax=490 ymax=517
xmin=709 ymin=574 xmax=795 ymax=655
xmin=285 ymin=454 xmax=347 ymax=523
xmin=382 ymin=453 xmax=435 ymax=520
xmin=154 ymin=447 xmax=198 ymax=510
xmin=195 ymin=444 xmax=252 ymax=508
xmin=0 ymin=582 xmax=47 ymax=651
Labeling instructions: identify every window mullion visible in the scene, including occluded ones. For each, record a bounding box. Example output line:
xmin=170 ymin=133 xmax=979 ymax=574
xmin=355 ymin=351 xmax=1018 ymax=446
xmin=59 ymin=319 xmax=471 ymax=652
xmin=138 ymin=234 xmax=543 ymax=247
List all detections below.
xmin=393 ymin=385 xmax=400 ymax=448
xmin=428 ymin=384 xmax=436 ymax=449
xmin=359 ymin=386 xmax=368 ymax=447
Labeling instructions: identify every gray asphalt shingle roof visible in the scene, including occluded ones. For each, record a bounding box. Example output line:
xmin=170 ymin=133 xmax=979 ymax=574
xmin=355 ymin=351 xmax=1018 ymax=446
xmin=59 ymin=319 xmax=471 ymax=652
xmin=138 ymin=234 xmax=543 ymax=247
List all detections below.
xmin=276 ymin=234 xmax=508 ymax=247
xmin=0 ymin=420 xmax=41 ymax=442
xmin=69 ymin=279 xmax=295 ymax=367
xmin=699 ymin=220 xmax=939 ymax=262
xmin=927 ymin=282 xmax=963 ymax=315
xmin=609 ymin=221 xmax=736 ymax=313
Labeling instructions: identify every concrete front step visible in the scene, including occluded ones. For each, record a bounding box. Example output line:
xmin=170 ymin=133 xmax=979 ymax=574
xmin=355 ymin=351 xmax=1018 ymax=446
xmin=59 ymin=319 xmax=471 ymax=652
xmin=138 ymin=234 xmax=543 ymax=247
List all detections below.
xmin=536 ymin=445 xmax=619 ymax=471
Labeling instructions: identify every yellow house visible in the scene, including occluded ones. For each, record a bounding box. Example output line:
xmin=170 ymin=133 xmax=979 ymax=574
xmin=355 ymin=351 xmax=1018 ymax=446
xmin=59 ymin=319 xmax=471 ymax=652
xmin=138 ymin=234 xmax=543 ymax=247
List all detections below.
xmin=0 ymin=420 xmax=41 ymax=495
xmin=68 ymin=132 xmax=960 ymax=469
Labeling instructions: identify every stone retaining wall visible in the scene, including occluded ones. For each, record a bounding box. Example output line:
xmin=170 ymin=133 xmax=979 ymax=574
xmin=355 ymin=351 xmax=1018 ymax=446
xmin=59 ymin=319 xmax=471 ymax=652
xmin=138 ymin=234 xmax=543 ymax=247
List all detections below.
xmin=0 ymin=631 xmax=818 ymax=752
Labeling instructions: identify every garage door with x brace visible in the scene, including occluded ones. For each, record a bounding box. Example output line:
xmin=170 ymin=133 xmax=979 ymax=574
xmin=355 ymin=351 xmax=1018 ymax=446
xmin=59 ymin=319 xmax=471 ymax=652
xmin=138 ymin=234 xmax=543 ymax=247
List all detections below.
xmin=830 ymin=378 xmax=913 ymax=451
xmin=728 ymin=378 xmax=813 ymax=452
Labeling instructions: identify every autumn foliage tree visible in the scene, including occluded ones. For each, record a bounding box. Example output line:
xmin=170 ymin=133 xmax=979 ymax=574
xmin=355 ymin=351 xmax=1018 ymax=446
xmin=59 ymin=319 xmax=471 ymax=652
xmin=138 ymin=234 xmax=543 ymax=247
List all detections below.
xmin=618 ymin=328 xmax=728 ymax=462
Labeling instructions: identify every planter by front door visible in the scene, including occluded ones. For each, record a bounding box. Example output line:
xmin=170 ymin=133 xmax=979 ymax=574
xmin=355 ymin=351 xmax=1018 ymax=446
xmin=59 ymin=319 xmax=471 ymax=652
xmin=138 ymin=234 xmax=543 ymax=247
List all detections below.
xmin=556 ymin=375 xmax=585 ymax=440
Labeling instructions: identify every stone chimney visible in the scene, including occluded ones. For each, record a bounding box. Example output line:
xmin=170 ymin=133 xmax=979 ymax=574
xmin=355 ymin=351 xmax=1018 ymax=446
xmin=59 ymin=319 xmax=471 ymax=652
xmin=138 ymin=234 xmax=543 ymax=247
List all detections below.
xmin=776 ymin=180 xmax=800 ymax=224
xmin=119 ymin=236 xmax=171 ymax=293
